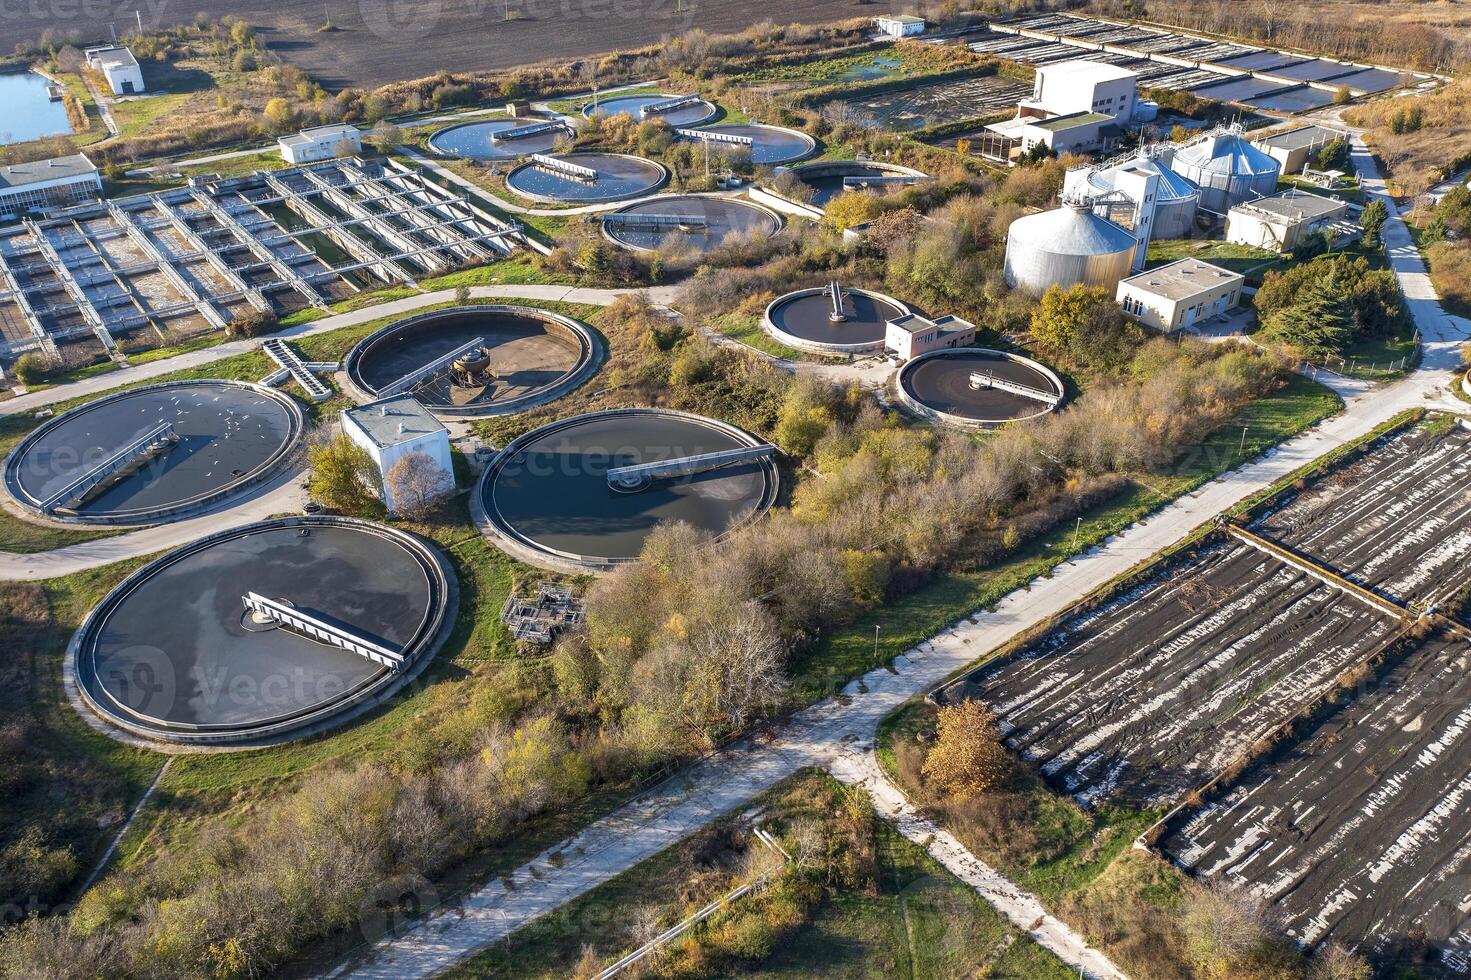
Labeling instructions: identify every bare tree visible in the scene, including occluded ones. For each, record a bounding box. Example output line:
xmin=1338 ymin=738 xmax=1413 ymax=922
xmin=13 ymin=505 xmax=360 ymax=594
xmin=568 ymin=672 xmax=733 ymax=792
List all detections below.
xmin=385 ymin=451 xmax=451 ymax=519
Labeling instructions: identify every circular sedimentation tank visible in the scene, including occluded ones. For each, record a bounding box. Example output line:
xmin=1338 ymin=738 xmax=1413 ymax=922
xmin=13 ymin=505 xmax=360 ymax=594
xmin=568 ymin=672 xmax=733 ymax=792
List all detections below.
xmin=427 ymin=118 xmax=571 ymax=161
xmin=344 ymin=305 xmax=604 ymax=418
xmin=504 ymin=151 xmax=668 ymax=204
xmin=762 ymin=284 xmax=911 ymax=354
xmin=583 ymin=93 xmax=718 ymax=128
xmin=897 ymin=349 xmax=1065 ymax=429
xmin=476 ymin=408 xmax=779 ymax=572
xmin=72 ymin=517 xmax=454 ymax=747
xmin=3 ymin=380 xmax=303 ymax=525
xmin=685 ymin=124 xmax=817 ymax=166
xmin=783 ymin=160 xmax=930 ymax=208
xmin=602 ymin=195 xmax=782 ymax=254
xmin=1003 ymin=198 xmax=1138 ymax=296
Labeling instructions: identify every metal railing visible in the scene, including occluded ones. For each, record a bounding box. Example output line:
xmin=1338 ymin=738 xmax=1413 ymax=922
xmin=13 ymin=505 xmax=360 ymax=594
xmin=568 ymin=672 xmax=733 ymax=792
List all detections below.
xmin=606 ymin=445 xmax=776 ymax=489
xmin=639 ymin=94 xmax=700 ymax=117
xmin=379 ymin=336 xmax=486 ymax=397
xmin=530 ymin=153 xmax=597 ymax=182
xmin=42 ymin=421 xmax=176 ymax=513
xmin=241 ymin=592 xmax=405 ymax=670
xmin=676 ymin=127 xmax=753 ymax=147
xmin=602 ymin=212 xmax=708 ymax=231
xmin=261 ymin=339 xmax=332 ymax=401
xmin=969 ymin=370 xmax=1063 ymax=406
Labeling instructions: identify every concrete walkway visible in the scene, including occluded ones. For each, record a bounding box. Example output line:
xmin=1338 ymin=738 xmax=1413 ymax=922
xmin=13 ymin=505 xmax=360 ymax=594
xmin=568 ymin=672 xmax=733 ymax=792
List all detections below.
xmin=1 ymin=284 xmax=672 ymax=420
xmin=0 ymin=466 xmax=307 ymax=581
xmin=829 ymin=747 xmax=1128 ymax=980
xmin=329 ymin=134 xmax=1467 ymax=979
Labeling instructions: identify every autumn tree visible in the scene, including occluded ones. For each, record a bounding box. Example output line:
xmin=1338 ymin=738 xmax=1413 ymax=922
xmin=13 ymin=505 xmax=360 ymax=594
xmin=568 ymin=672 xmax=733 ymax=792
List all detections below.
xmin=385 ymin=451 xmax=452 ymax=519
xmin=921 ymin=699 xmax=1010 ymax=799
xmin=1030 ymin=283 xmax=1143 ymax=375
xmin=263 ymin=97 xmax=297 ymax=134
xmin=308 ymin=434 xmax=384 ymax=517
xmin=372 ymin=119 xmax=403 ymax=150
xmin=823 ymin=190 xmax=882 ymax=232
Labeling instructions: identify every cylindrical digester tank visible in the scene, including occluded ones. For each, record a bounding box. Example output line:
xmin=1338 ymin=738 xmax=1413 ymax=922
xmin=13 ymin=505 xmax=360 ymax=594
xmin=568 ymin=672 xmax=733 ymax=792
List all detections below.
xmin=1171 ymin=127 xmax=1281 ymax=215
xmin=1003 ymin=200 xmax=1137 ymax=296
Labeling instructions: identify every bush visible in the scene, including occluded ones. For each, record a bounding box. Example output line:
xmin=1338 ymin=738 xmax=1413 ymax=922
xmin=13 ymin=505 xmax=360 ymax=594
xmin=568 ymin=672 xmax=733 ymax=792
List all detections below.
xmin=10 ymin=352 xmax=54 ymax=386
xmin=1030 ymin=283 xmax=1145 ymax=376
xmin=224 ymin=307 xmax=279 ymax=339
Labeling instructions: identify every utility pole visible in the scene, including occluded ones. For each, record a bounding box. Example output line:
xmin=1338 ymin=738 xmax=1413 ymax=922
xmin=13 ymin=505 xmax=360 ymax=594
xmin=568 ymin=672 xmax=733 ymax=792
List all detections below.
xmin=136 ymin=9 xmax=143 ymax=33
xmin=873 ymin=625 xmax=881 ymax=662
xmin=1071 ymin=517 xmax=1082 ymax=551
xmin=1239 ymin=425 xmax=1249 ymax=456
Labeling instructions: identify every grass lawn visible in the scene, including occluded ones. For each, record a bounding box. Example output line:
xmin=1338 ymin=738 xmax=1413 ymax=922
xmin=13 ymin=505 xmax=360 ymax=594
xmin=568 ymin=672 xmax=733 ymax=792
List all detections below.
xmin=790 ymin=374 xmax=1342 ymax=688
xmin=445 ymin=771 xmax=1076 ymax=980
xmin=1146 ymin=238 xmax=1283 ymax=278
xmin=708 ymin=312 xmax=805 ymax=360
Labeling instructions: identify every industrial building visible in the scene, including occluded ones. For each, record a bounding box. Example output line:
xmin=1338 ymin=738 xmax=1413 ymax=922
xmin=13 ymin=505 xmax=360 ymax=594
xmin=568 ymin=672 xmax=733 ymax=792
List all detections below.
xmin=342 ymin=396 xmax=453 ymax=514
xmin=875 ymin=14 xmax=927 ymax=37
xmin=1171 ymin=125 xmax=1281 ymax=214
xmin=985 ymin=111 xmax=1121 ymax=159
xmin=1021 ymin=59 xmax=1139 ymax=122
xmin=1064 ymin=147 xmax=1201 ymax=243
xmin=0 ymin=154 xmax=102 ymax=223
xmin=84 ymin=45 xmax=145 ymax=95
xmin=1004 ymin=196 xmax=1137 ymax=295
xmin=1116 ymin=258 xmax=1244 ymax=332
xmin=0 ymin=157 xmax=520 ymax=373
xmin=1251 ymin=125 xmax=1347 ymax=174
xmin=1225 ymin=189 xmax=1352 ymax=252
xmin=983 ymin=59 xmax=1136 ymax=162
xmin=278 ymin=124 xmax=363 ymax=164
xmin=885 ymin=312 xmax=977 ymax=361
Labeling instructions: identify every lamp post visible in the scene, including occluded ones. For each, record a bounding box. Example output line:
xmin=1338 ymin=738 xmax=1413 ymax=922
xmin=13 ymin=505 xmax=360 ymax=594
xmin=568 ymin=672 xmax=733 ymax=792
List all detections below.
xmin=873 ymin=624 xmax=881 ymax=662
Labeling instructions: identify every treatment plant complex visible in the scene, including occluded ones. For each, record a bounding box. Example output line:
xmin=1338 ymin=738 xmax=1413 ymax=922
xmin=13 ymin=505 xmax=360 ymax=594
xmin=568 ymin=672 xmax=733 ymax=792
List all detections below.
xmin=0 ymin=4 xmax=1465 ymax=979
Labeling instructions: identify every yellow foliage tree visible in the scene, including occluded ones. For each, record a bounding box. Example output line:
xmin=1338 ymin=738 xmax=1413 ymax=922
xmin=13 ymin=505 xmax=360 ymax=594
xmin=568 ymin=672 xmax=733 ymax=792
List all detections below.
xmin=922 ymin=698 xmax=1011 ymax=798
xmin=823 ymin=190 xmax=882 ymax=232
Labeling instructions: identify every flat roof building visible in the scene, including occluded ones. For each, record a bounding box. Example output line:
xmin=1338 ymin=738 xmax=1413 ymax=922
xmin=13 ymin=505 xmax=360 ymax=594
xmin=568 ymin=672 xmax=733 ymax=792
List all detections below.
xmin=1251 ymin=125 xmax=1346 ymax=174
xmin=1225 ymin=190 xmax=1350 ymax=253
xmin=1022 ymin=60 xmax=1138 ymax=123
xmin=341 ymin=396 xmax=453 ymax=515
xmin=84 ymin=45 xmax=145 ymax=95
xmin=279 ymin=124 xmax=363 ymax=165
xmin=986 ymin=111 xmax=1121 ymax=159
xmin=886 ymin=312 xmax=977 ymax=361
xmin=875 ymin=14 xmax=927 ymax=37
xmin=1117 ymin=259 xmax=1244 ymax=333
xmin=0 ymin=154 xmax=102 ymax=224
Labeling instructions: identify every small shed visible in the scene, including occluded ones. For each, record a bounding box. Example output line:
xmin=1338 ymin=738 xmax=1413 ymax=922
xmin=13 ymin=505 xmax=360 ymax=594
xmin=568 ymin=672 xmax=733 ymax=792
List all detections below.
xmin=341 ymin=396 xmax=453 ymax=515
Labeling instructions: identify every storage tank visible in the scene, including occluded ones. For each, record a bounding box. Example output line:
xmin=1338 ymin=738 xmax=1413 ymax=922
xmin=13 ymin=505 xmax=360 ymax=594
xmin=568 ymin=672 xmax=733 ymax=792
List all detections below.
xmin=1004 ymin=197 xmax=1138 ymax=296
xmin=1171 ymin=124 xmax=1281 ymax=215
xmin=1066 ymin=148 xmax=1201 ymax=240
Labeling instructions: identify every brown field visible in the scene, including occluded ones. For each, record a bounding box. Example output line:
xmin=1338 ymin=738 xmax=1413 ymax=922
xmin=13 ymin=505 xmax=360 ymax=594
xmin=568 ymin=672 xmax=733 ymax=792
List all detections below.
xmin=4 ymin=0 xmax=877 ymax=91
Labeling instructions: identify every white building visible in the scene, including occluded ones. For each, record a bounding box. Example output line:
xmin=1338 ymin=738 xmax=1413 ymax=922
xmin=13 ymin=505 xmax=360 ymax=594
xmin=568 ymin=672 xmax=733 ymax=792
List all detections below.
xmin=986 ymin=110 xmax=1120 ymax=160
xmin=1251 ymin=125 xmax=1346 ymax=175
xmin=1116 ymin=259 xmax=1244 ymax=333
xmin=1022 ymin=60 xmax=1138 ymax=123
xmin=874 ymin=14 xmax=926 ymax=37
xmin=84 ymin=45 xmax=145 ymax=95
xmin=886 ymin=313 xmax=977 ymax=361
xmin=0 ymin=154 xmax=102 ymax=223
xmin=341 ymin=396 xmax=454 ymax=515
xmin=1225 ymin=190 xmax=1350 ymax=253
xmin=278 ymin=124 xmax=363 ymax=165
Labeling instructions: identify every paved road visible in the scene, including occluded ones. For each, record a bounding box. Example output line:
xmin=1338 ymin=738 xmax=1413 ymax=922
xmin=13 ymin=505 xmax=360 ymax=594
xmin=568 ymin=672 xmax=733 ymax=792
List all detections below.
xmin=328 ymin=135 xmax=1467 ymax=979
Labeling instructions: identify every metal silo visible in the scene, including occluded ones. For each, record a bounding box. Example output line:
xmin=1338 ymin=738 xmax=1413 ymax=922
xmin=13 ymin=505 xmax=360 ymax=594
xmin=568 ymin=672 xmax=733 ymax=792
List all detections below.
xmin=1070 ymin=149 xmax=1202 ymax=240
xmin=1172 ymin=124 xmax=1281 ymax=215
xmin=1004 ymin=197 xmax=1138 ymax=296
